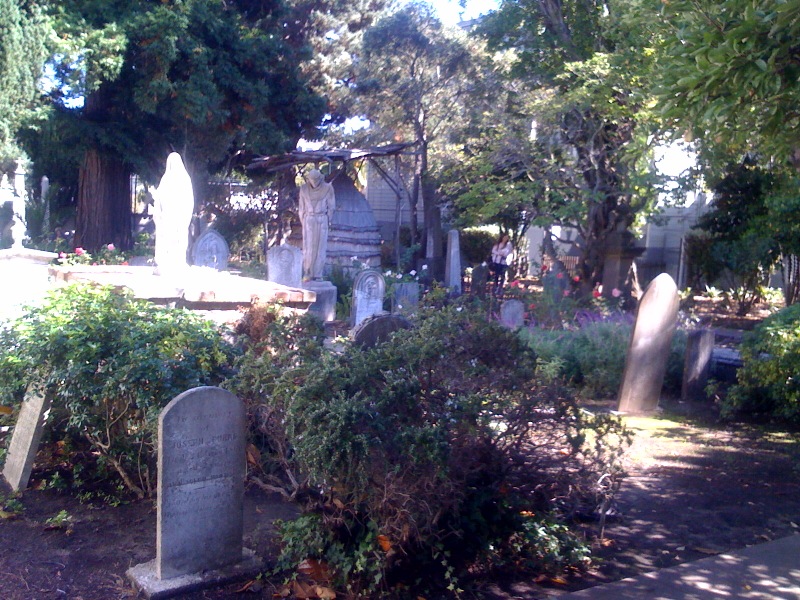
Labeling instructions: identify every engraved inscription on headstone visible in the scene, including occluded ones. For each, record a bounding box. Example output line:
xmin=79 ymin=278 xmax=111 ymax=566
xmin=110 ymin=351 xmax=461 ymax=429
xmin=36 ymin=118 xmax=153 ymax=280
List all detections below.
xmin=617 ymin=273 xmax=680 ymax=413
xmin=2 ymin=386 xmax=52 ymax=492
xmin=267 ymin=244 xmax=302 ymax=288
xmin=351 ymin=270 xmax=385 ymax=327
xmin=157 ymin=387 xmax=246 ymax=579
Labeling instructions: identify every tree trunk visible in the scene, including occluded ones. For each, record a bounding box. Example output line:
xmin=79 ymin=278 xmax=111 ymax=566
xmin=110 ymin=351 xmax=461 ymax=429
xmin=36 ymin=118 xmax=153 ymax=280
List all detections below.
xmin=75 ymin=148 xmax=132 ymax=251
xmin=74 ymin=87 xmax=133 ymax=252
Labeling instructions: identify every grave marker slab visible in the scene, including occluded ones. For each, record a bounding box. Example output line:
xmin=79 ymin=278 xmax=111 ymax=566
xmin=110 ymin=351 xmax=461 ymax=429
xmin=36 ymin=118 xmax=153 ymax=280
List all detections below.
xmin=127 ymin=386 xmax=260 ymax=599
xmin=500 ymin=299 xmax=525 ymax=329
xmin=444 ymin=229 xmax=462 ymax=294
xmin=682 ymin=328 xmax=715 ymax=401
xmin=352 ymin=313 xmax=413 ymax=349
xmin=2 ymin=386 xmax=52 ymax=492
xmin=392 ymin=281 xmax=420 ymax=314
xmin=617 ymin=273 xmax=680 ymax=413
xmin=191 ymin=230 xmax=229 ymax=271
xmin=470 ymin=264 xmax=489 ymax=299
xmin=267 ymin=244 xmax=302 ymax=288
xmin=351 ymin=270 xmax=385 ymax=327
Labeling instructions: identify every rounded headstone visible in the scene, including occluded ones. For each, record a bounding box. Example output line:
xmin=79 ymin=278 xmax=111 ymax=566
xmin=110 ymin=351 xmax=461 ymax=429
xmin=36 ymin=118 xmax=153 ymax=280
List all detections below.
xmin=351 ymin=313 xmax=413 ymax=349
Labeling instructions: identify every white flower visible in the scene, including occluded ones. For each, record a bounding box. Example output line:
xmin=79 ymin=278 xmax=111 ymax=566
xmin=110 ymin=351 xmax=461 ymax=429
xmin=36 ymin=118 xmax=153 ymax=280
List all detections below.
xmin=456 ymin=307 xmax=463 ymax=312
xmin=397 ymin=304 xmax=403 ymax=309
xmin=396 ymin=273 xmax=402 ymax=279
xmin=351 ymin=256 xmax=358 ymax=261
xmin=422 ymin=264 xmax=428 ymax=270
xmin=385 ymin=270 xmax=392 ymax=276
xmin=410 ymin=270 xmax=417 ymax=276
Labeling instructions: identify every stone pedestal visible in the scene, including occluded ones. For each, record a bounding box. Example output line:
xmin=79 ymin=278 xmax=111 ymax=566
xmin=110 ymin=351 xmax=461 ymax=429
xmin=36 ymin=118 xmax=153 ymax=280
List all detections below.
xmin=303 ymin=280 xmax=337 ymax=322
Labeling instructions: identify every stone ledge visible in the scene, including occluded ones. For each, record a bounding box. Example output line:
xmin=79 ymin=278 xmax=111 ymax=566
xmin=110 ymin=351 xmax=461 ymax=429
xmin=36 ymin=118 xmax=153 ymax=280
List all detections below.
xmin=126 ymin=549 xmax=262 ymax=600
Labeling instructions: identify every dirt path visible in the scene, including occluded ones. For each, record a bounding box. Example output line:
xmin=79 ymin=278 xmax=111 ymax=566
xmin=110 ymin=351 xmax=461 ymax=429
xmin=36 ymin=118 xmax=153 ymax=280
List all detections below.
xmin=2 ymin=399 xmax=800 ymax=599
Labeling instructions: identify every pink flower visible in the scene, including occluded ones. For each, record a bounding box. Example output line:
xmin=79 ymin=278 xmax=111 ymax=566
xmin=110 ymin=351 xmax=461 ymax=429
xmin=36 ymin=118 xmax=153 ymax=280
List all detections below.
xmin=107 ymin=243 xmax=115 ymax=251
xmin=592 ymin=289 xmax=602 ymax=298
xmin=556 ymin=272 xmax=563 ymax=279
xmin=58 ymin=252 xmax=66 ymax=259
xmin=563 ymin=289 xmax=570 ymax=297
xmin=74 ymin=247 xmax=85 ymax=256
xmin=612 ymin=288 xmax=622 ymax=298
xmin=573 ymin=275 xmax=580 ymax=282
xmin=511 ymin=280 xmax=520 ymax=288
xmin=541 ymin=264 xmax=549 ymax=272
xmin=528 ymin=303 xmax=536 ymax=310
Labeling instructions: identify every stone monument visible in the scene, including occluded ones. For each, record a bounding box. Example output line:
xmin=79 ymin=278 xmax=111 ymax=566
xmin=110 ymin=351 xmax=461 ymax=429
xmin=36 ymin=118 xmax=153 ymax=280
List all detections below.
xmin=392 ymin=281 xmax=420 ymax=314
xmin=267 ymin=244 xmax=302 ymax=288
xmin=444 ymin=229 xmax=462 ymax=295
xmin=617 ymin=273 xmax=680 ymax=413
xmin=151 ymin=153 xmax=194 ymax=277
xmin=500 ymin=299 xmax=525 ymax=329
xmin=351 ymin=269 xmax=385 ymax=327
xmin=298 ymin=169 xmax=335 ymax=281
xmin=351 ymin=313 xmax=413 ymax=349
xmin=470 ymin=264 xmax=489 ymax=299
xmin=127 ymin=386 xmax=260 ymax=598
xmin=682 ymin=328 xmax=715 ymax=402
xmin=191 ymin=229 xmax=229 ymax=271
xmin=11 ymin=164 xmax=26 ymax=249
xmin=2 ymin=386 xmax=53 ymax=492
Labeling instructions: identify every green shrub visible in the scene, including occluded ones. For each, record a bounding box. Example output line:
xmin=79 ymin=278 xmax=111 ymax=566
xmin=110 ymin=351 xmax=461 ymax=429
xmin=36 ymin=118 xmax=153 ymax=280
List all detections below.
xmin=725 ymin=303 xmax=800 ymax=422
xmin=230 ymin=299 xmax=630 ymax=596
xmin=0 ymin=284 xmax=237 ymax=498
xmin=460 ymin=229 xmax=495 ymax=267
xmin=519 ymin=319 xmax=686 ymax=399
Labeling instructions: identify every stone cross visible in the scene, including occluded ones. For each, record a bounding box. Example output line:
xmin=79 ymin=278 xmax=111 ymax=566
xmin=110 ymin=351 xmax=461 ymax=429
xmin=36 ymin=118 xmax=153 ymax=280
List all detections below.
xmin=351 ymin=270 xmax=385 ymax=327
xmin=617 ymin=273 xmax=680 ymax=413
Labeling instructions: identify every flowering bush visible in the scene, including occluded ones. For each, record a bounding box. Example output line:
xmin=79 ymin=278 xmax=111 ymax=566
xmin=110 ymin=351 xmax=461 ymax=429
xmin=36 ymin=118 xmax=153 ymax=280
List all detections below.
xmin=54 ymin=243 xmax=129 ymax=266
xmin=0 ymin=284 xmax=236 ymax=499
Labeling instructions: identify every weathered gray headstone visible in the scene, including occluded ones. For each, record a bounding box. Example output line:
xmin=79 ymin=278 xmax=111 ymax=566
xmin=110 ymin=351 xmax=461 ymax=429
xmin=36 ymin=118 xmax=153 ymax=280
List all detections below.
xmin=471 ymin=264 xmax=489 ymax=299
xmin=351 ymin=270 xmax=385 ymax=326
xmin=127 ymin=386 xmax=260 ymax=599
xmin=191 ymin=229 xmax=229 ymax=271
xmin=444 ymin=229 xmax=462 ymax=295
xmin=617 ymin=273 xmax=680 ymax=413
xmin=682 ymin=328 xmax=715 ymax=401
xmin=303 ymin=279 xmax=337 ymax=322
xmin=500 ymin=299 xmax=525 ymax=329
xmin=267 ymin=244 xmax=302 ymax=288
xmin=392 ymin=281 xmax=420 ymax=314
xmin=2 ymin=386 xmax=52 ymax=492
xmin=352 ymin=313 xmax=413 ymax=349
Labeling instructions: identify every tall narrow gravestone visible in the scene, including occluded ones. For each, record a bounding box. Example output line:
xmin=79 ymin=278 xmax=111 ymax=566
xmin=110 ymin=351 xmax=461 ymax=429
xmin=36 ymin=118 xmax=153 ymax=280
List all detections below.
xmin=2 ymin=386 xmax=52 ymax=491
xmin=444 ymin=229 xmax=462 ymax=295
xmin=682 ymin=328 xmax=715 ymax=401
xmin=617 ymin=273 xmax=680 ymax=413
xmin=127 ymin=387 xmax=260 ymax=599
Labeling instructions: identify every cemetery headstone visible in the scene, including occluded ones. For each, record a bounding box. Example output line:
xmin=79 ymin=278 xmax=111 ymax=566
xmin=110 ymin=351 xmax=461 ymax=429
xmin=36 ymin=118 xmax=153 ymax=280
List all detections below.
xmin=2 ymin=386 xmax=53 ymax=492
xmin=351 ymin=270 xmax=385 ymax=327
xmin=617 ymin=273 xmax=680 ymax=413
xmin=127 ymin=386 xmax=260 ymax=599
xmin=267 ymin=244 xmax=302 ymax=288
xmin=444 ymin=229 xmax=462 ymax=295
xmin=500 ymin=299 xmax=525 ymax=329
xmin=191 ymin=229 xmax=229 ymax=271
xmin=352 ymin=313 xmax=413 ymax=349
xmin=303 ymin=280 xmax=337 ymax=322
xmin=392 ymin=281 xmax=420 ymax=314
xmin=682 ymin=328 xmax=715 ymax=401
xmin=470 ymin=264 xmax=489 ymax=299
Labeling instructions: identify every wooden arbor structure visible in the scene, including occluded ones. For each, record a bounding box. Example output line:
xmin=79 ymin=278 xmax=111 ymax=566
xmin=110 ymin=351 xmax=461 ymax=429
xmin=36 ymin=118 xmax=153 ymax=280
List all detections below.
xmin=248 ymin=142 xmax=418 ymax=268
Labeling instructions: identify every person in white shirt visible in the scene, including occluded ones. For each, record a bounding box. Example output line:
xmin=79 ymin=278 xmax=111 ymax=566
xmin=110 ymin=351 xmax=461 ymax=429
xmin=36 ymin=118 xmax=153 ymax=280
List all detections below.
xmin=490 ymin=234 xmax=513 ymax=295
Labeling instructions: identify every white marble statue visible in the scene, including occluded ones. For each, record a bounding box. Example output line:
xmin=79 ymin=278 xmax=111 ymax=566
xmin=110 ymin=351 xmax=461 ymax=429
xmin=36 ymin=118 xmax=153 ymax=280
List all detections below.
xmin=298 ymin=169 xmax=335 ymax=280
xmin=151 ymin=153 xmax=194 ymax=276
